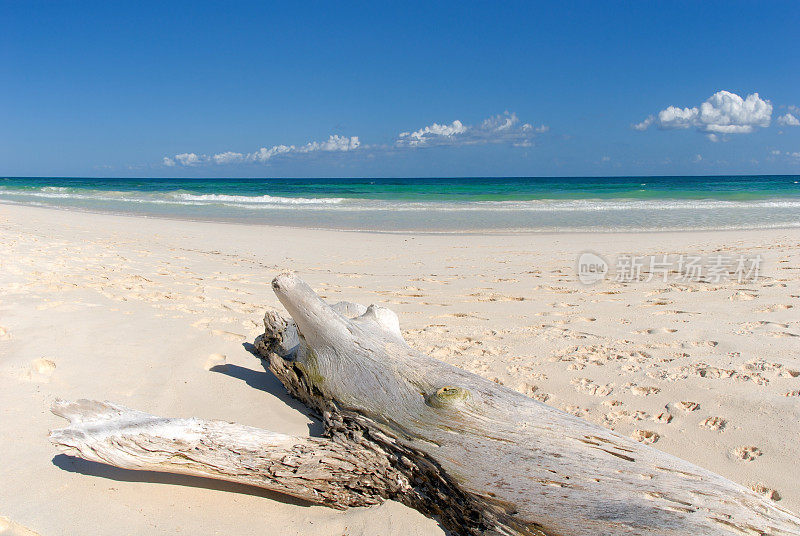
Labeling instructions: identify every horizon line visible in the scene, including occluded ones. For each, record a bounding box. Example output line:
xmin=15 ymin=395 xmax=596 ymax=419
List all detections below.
xmin=3 ymin=173 xmax=800 ymax=181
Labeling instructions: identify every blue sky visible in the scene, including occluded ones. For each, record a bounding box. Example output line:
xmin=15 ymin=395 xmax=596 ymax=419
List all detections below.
xmin=2 ymin=1 xmax=799 ymax=178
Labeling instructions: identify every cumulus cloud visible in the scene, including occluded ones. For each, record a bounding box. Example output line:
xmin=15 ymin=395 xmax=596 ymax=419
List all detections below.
xmin=634 ymin=90 xmax=773 ymax=137
xmin=632 ymin=116 xmax=654 ymax=131
xmin=249 ymin=145 xmax=294 ymax=163
xmin=162 ymin=112 xmax=545 ymax=167
xmin=163 ymin=153 xmax=202 ymax=167
xmin=777 ymin=113 xmax=800 ymax=127
xmin=658 ymin=106 xmax=700 ymax=130
xmin=163 ymin=135 xmax=360 ymax=166
xmin=397 ymin=120 xmax=468 ymax=147
xmin=212 ymin=151 xmax=245 ymax=164
xmin=296 ymin=135 xmax=361 ymax=153
xmin=396 ymin=112 xmax=546 ymax=148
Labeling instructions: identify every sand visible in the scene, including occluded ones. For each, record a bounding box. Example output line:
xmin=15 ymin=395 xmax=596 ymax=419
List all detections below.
xmin=0 ymin=203 xmax=798 ymax=535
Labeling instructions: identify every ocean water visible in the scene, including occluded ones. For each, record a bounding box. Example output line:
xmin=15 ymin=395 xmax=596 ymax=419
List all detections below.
xmin=1 ymin=176 xmax=799 ymax=232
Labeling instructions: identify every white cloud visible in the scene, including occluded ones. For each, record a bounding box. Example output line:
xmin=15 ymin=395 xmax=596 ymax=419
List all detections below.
xmin=768 ymin=150 xmax=800 ymax=160
xmin=632 ymin=116 xmax=654 ymax=131
xmin=397 ymin=120 xmax=468 ymax=147
xmin=212 ymin=151 xmax=245 ymax=164
xmin=162 ymin=112 xmax=543 ymax=167
xmin=698 ymin=91 xmax=771 ymax=133
xmin=396 ymin=112 xmax=544 ymax=148
xmin=480 ymin=114 xmax=517 ymax=132
xmin=295 ymin=134 xmax=361 ymax=153
xmin=172 ymin=153 xmax=202 ymax=166
xmin=658 ymin=106 xmax=699 ymax=129
xmin=634 ymin=90 xmax=773 ymax=137
xmin=777 ymin=113 xmax=800 ymax=127
xmin=249 ymin=144 xmax=294 ymax=163
xmin=246 ymin=136 xmax=360 ymax=163
xmin=163 ymin=135 xmax=360 ymax=166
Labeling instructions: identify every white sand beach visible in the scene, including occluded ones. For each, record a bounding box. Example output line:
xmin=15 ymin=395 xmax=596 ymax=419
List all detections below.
xmin=1 ymin=203 xmax=799 ymax=535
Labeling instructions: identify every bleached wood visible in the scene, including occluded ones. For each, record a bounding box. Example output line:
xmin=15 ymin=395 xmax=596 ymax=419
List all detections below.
xmin=49 ymin=399 xmax=406 ymax=508
xmin=50 ymin=273 xmax=800 ymax=536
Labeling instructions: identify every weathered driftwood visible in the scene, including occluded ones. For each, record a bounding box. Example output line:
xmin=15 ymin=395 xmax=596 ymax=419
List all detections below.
xmin=49 ymin=399 xmax=402 ymax=508
xmin=50 ymin=273 xmax=800 ymax=536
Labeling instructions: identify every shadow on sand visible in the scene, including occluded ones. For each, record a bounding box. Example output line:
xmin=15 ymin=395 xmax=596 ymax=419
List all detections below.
xmin=51 ymin=339 xmax=324 ymax=503
xmin=51 ymin=454 xmax=314 ymax=507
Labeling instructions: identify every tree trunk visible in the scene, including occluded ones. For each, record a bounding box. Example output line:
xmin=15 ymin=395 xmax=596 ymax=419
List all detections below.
xmin=51 ymin=273 xmax=800 ymax=536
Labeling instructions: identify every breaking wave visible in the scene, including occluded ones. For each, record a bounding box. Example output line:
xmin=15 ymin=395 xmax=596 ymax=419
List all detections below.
xmin=2 ymin=186 xmax=800 ymax=212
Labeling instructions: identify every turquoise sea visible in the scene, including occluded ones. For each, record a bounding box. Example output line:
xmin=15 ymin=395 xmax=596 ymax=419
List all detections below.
xmin=1 ymin=176 xmax=799 ymax=232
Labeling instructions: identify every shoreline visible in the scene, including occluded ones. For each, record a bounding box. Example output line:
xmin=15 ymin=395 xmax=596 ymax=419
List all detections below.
xmin=2 ymin=199 xmax=799 ymax=236
xmin=1 ymin=203 xmax=798 ymax=535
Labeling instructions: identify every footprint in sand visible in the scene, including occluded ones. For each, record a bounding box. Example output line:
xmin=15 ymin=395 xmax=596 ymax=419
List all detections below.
xmin=676 ymin=401 xmax=699 ymax=412
xmin=468 ymin=292 xmax=525 ymax=302
xmin=571 ymin=377 xmax=613 ymax=396
xmin=532 ymin=392 xmax=551 ymax=403
xmin=631 ymin=430 xmax=659 ymax=444
xmin=688 ymin=340 xmax=718 ymax=348
xmin=654 ymin=412 xmax=673 ymax=423
xmin=628 ymin=384 xmax=660 ymax=396
xmin=604 ymin=409 xmax=650 ymax=425
xmin=757 ymin=320 xmax=790 ymax=329
xmin=210 ymin=329 xmax=246 ymax=341
xmin=733 ymin=446 xmax=762 ymax=461
xmin=26 ymin=358 xmax=56 ymax=382
xmin=699 ymin=416 xmax=726 ymax=431
xmin=440 ymin=313 xmax=489 ymax=321
xmin=636 ymin=328 xmax=678 ymax=335
xmin=204 ymin=353 xmax=227 ymax=371
xmin=750 ymin=483 xmax=781 ymax=501
xmin=563 ymin=405 xmax=588 ymax=417
xmin=755 ymin=304 xmax=793 ymax=313
xmin=517 ymin=382 xmax=538 ymax=397
xmin=0 ymin=326 xmax=10 ymax=340
xmin=768 ymin=331 xmax=799 ymax=338
xmin=643 ymin=299 xmax=673 ymax=307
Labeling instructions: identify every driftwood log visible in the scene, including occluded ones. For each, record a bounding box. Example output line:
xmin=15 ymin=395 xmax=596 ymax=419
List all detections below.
xmin=50 ymin=273 xmax=800 ymax=535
